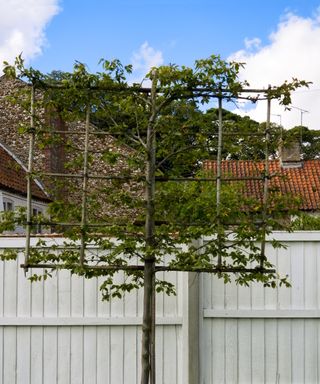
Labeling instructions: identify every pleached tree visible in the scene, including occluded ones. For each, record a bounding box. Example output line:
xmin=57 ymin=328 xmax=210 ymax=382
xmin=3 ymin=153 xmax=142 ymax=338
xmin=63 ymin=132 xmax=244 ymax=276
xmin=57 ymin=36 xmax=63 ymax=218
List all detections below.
xmin=1 ymin=54 xmax=309 ymax=383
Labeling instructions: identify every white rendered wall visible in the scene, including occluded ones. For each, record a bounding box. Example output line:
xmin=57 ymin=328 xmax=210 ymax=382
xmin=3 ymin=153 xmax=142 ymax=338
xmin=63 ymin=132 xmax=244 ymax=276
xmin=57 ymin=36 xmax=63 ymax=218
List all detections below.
xmin=0 ymin=190 xmax=48 ymax=234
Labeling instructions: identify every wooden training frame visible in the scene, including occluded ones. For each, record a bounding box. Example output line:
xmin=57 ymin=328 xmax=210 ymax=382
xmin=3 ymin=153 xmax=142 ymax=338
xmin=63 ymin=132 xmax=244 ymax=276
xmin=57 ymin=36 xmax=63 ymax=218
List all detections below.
xmin=23 ymin=83 xmax=274 ymax=274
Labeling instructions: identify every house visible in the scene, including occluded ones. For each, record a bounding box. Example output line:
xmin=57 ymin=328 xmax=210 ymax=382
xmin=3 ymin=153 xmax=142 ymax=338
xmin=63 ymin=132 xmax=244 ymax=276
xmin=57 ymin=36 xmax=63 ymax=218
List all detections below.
xmin=203 ymin=152 xmax=320 ymax=214
xmin=0 ymin=141 xmax=50 ymax=233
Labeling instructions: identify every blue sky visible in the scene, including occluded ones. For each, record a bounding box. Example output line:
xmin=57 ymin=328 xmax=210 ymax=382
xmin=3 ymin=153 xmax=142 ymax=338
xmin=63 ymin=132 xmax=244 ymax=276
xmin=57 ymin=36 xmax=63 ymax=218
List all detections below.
xmin=1 ymin=0 xmax=320 ymax=128
xmin=31 ymin=0 xmax=319 ymax=72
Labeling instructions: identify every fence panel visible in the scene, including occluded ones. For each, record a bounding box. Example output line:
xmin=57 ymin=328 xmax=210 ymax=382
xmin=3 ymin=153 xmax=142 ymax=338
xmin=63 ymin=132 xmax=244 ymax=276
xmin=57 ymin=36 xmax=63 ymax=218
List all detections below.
xmin=201 ymin=232 xmax=320 ymax=384
xmin=0 ymin=238 xmax=184 ymax=384
xmin=2 ymin=233 xmax=320 ymax=383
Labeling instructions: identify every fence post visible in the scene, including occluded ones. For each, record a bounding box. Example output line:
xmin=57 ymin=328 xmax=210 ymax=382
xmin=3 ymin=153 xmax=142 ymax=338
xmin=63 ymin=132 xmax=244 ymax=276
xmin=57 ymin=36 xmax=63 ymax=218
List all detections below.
xmin=182 ymin=270 xmax=200 ymax=384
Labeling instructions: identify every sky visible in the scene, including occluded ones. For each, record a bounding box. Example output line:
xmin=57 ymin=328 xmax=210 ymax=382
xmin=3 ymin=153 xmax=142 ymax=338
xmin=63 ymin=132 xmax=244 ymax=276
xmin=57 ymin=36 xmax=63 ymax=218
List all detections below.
xmin=1 ymin=0 xmax=320 ymax=129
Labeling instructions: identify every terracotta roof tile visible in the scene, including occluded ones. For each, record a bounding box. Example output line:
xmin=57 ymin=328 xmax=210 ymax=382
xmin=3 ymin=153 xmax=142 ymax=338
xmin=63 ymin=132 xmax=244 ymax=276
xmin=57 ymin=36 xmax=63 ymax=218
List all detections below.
xmin=204 ymin=160 xmax=320 ymax=211
xmin=0 ymin=144 xmax=49 ymax=201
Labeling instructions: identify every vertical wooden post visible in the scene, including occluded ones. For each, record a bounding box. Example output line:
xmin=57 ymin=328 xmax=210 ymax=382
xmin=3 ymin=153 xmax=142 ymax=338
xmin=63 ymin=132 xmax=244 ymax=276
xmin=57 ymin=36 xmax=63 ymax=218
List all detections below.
xmin=260 ymin=87 xmax=271 ymax=268
xmin=80 ymin=104 xmax=91 ymax=266
xmin=216 ymin=96 xmax=223 ymax=267
xmin=182 ymin=270 xmax=200 ymax=384
xmin=25 ymin=84 xmax=35 ymax=271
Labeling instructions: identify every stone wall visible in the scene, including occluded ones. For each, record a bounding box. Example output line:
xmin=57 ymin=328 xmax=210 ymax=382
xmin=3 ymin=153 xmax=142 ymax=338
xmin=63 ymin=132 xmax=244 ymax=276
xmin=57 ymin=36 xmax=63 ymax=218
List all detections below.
xmin=0 ymin=75 xmax=142 ymax=221
xmin=0 ymin=76 xmax=38 ymax=166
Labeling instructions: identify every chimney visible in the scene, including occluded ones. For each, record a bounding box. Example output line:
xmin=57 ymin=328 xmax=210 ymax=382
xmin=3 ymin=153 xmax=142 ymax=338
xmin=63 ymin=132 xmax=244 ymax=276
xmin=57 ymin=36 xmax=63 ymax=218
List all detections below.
xmin=279 ymin=140 xmax=302 ymax=168
xmin=44 ymin=108 xmax=67 ymax=199
xmin=44 ymin=111 xmax=66 ymax=173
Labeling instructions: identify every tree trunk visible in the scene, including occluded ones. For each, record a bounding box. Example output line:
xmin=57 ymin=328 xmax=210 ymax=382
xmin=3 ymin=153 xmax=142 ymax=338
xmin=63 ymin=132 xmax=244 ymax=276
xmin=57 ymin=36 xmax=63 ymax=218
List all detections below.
xmin=141 ymin=73 xmax=157 ymax=384
xmin=141 ymin=260 xmax=155 ymax=384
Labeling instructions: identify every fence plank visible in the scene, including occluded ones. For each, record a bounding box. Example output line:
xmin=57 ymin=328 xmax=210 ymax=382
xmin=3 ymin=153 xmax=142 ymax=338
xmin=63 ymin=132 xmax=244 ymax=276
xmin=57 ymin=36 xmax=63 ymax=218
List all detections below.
xmin=58 ymin=269 xmax=71 ymax=317
xmin=251 ymin=320 xmax=265 ymax=383
xmin=163 ymin=326 xmax=179 ymax=384
xmin=264 ymin=246 xmax=277 ymax=310
xmin=264 ymin=320 xmax=277 ymax=384
xmin=123 ymin=326 xmax=138 ymax=384
xmin=291 ymin=320 xmax=304 ymax=383
xmin=70 ymin=327 xmax=84 ymax=384
xmin=97 ymin=276 xmax=111 ymax=317
xmin=238 ymin=320 xmax=251 ymax=384
xmin=31 ymin=272 xmax=44 ymax=317
xmin=16 ymin=327 xmax=31 ymax=384
xmin=305 ymin=243 xmax=318 ymax=309
xmin=277 ymin=320 xmax=292 ymax=383
xmin=30 ymin=327 xmax=43 ymax=384
xmin=225 ymin=319 xmax=238 ymax=384
xmin=4 ymin=261 xmax=17 ymax=316
xmin=17 ymin=259 xmax=31 ymax=317
xmin=163 ymin=272 xmax=180 ymax=317
xmin=211 ymin=319 xmax=225 ymax=384
xmin=305 ymin=320 xmax=318 ymax=383
xmin=3 ymin=327 xmax=17 ymax=384
xmin=43 ymin=327 xmax=58 ymax=384
xmin=83 ymin=327 xmax=97 ymax=384
xmin=278 ymin=247 xmax=292 ymax=310
xmin=290 ymin=242 xmax=304 ymax=310
xmin=71 ymin=275 xmax=83 ymax=317
xmin=110 ymin=327 xmax=124 ymax=384
xmin=84 ymin=277 xmax=97 ymax=317
xmin=96 ymin=327 xmax=110 ymax=384
xmin=57 ymin=327 xmax=71 ymax=384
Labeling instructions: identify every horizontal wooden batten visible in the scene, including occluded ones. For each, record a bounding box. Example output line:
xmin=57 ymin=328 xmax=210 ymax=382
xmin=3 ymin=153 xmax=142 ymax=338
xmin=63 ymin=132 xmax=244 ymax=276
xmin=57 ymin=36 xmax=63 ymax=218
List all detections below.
xmin=203 ymin=309 xmax=320 ymax=319
xmin=0 ymin=316 xmax=183 ymax=326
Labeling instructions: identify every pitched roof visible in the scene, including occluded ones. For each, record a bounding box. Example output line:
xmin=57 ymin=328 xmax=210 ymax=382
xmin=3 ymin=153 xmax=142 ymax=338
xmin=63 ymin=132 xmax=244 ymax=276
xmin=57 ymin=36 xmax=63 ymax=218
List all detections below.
xmin=203 ymin=159 xmax=320 ymax=211
xmin=0 ymin=143 xmax=49 ymax=201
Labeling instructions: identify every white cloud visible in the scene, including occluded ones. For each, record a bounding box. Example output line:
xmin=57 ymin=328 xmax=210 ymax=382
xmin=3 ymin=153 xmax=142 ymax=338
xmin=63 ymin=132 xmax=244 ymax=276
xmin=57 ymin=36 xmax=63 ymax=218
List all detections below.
xmin=229 ymin=11 xmax=320 ymax=130
xmin=0 ymin=0 xmax=60 ymax=69
xmin=244 ymin=37 xmax=261 ymax=50
xmin=130 ymin=42 xmax=164 ymax=84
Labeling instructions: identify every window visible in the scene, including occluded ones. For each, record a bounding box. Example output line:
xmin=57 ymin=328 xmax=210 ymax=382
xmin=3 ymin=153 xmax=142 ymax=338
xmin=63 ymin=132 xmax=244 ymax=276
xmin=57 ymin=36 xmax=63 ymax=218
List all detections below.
xmin=32 ymin=207 xmax=43 ymax=234
xmin=3 ymin=198 xmax=14 ymax=212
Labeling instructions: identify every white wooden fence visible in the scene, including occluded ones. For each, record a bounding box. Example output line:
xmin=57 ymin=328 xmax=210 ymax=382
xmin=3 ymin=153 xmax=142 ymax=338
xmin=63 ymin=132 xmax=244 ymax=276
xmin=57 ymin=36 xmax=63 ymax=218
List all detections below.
xmin=0 ymin=237 xmax=188 ymax=384
xmin=200 ymin=232 xmax=320 ymax=384
xmin=0 ymin=233 xmax=320 ymax=383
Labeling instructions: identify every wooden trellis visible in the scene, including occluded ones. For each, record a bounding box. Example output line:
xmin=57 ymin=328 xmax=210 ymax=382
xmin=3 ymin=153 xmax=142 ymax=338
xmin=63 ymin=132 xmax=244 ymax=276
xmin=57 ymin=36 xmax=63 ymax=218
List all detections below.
xmin=22 ymin=83 xmax=274 ymax=274
xmin=20 ymin=80 xmax=280 ymax=384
